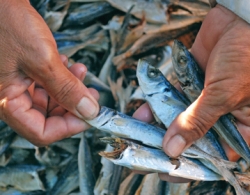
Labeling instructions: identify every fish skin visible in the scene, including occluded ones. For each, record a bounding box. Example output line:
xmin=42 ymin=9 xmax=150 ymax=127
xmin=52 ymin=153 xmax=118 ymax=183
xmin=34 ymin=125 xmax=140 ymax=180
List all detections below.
xmin=118 ymin=172 xmax=143 ymax=195
xmin=49 ymin=156 xmax=79 ymax=195
xmin=172 ymin=40 xmax=250 ymax=165
xmin=136 ymin=60 xmax=246 ymax=195
xmin=78 ymin=132 xmax=95 ymax=195
xmin=86 ymin=106 xmax=166 ymax=149
xmin=0 ymin=165 xmax=45 ymax=191
xmin=100 ymin=138 xmax=223 ymax=181
xmin=136 ymin=59 xmax=227 ymax=160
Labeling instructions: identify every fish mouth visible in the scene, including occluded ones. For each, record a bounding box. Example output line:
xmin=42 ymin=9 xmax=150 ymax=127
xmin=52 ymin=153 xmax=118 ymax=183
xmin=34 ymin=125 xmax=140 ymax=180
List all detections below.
xmin=99 ymin=137 xmax=128 ymax=159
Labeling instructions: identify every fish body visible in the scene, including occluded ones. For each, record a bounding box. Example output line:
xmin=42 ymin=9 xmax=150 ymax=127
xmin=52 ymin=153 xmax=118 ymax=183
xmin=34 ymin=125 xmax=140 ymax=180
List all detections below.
xmin=86 ymin=106 xmax=166 ymax=149
xmin=100 ymin=138 xmax=223 ymax=181
xmin=136 ymin=59 xmax=226 ymax=160
xmin=172 ymin=40 xmax=250 ymax=165
xmin=136 ymin=60 xmax=245 ymax=194
xmin=78 ymin=133 xmax=95 ymax=195
xmin=0 ymin=165 xmax=45 ymax=191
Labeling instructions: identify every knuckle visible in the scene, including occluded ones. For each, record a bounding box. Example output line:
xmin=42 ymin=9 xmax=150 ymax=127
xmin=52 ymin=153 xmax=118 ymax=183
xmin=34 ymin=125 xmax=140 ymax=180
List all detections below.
xmin=185 ymin=115 xmax=208 ymax=140
xmin=53 ymin=80 xmax=76 ymax=105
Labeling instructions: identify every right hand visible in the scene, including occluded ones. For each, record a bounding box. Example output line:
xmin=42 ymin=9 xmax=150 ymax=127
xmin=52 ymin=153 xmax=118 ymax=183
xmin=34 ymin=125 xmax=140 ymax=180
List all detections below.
xmin=0 ymin=0 xmax=99 ymax=146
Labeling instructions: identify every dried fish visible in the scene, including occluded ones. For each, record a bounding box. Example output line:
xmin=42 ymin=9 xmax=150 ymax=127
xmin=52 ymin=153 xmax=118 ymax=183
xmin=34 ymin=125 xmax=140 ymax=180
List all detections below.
xmin=63 ymin=2 xmax=115 ymax=28
xmin=94 ymin=145 xmax=115 ymax=195
xmin=49 ymin=156 xmax=79 ymax=195
xmin=118 ymin=172 xmax=143 ymax=195
xmin=78 ymin=132 xmax=95 ymax=195
xmin=106 ymin=0 xmax=169 ymax=24
xmin=138 ymin=173 xmax=164 ymax=195
xmin=0 ymin=165 xmax=45 ymax=191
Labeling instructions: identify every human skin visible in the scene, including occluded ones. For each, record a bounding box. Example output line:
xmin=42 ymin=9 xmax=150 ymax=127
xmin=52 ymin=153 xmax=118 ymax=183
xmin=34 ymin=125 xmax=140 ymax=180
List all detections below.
xmin=134 ymin=4 xmax=250 ymax=182
xmin=0 ymin=0 xmax=100 ymax=146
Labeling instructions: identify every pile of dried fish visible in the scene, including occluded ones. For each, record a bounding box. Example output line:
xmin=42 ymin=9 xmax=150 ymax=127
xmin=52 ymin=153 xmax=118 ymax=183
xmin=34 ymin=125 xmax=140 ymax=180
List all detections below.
xmin=2 ymin=0 xmax=248 ymax=195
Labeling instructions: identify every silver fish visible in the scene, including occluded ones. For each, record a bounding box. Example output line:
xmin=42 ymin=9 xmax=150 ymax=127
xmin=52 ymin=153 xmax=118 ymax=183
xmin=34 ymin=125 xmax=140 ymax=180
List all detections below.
xmin=118 ymin=172 xmax=143 ymax=195
xmin=86 ymin=106 xmax=166 ymax=149
xmin=136 ymin=59 xmax=245 ymax=195
xmin=100 ymin=137 xmax=223 ymax=181
xmin=78 ymin=132 xmax=95 ymax=195
xmin=0 ymin=165 xmax=45 ymax=191
xmin=138 ymin=173 xmax=164 ymax=195
xmin=172 ymin=40 xmax=250 ymax=165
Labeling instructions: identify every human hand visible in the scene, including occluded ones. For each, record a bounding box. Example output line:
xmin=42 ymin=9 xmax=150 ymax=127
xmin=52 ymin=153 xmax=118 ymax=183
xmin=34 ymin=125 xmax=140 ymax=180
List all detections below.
xmin=0 ymin=0 xmax=99 ymax=146
xmin=162 ymin=4 xmax=250 ymax=161
xmin=134 ymin=4 xmax=250 ymax=182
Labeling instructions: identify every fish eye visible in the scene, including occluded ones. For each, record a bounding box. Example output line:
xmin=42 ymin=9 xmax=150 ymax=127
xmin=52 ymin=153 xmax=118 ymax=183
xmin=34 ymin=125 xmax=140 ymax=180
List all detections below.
xmin=178 ymin=56 xmax=187 ymax=65
xmin=147 ymin=68 xmax=158 ymax=78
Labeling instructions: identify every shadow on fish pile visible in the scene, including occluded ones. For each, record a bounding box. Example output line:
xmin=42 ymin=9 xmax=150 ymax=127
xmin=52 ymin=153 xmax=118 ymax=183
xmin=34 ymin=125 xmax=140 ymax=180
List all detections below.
xmin=2 ymin=0 xmax=248 ymax=195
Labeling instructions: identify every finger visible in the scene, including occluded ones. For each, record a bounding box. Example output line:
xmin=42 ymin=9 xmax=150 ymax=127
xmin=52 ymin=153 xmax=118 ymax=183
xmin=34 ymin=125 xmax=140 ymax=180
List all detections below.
xmin=158 ymin=173 xmax=192 ymax=183
xmin=32 ymin=88 xmax=48 ymax=116
xmin=3 ymin=92 xmax=91 ymax=146
xmin=47 ymin=63 xmax=88 ymax=114
xmin=163 ymin=91 xmax=224 ymax=157
xmin=132 ymin=103 xmax=155 ymax=123
xmin=60 ymin=54 xmax=68 ymax=67
xmin=22 ymin=43 xmax=99 ymax=120
xmin=49 ymin=88 xmax=99 ymax=117
xmin=68 ymin=63 xmax=87 ymax=82
xmin=231 ymin=106 xmax=250 ymax=126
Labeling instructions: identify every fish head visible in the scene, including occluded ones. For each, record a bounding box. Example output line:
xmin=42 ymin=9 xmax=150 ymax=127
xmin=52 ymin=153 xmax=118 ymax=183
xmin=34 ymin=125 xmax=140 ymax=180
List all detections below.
xmin=172 ymin=40 xmax=195 ymax=88
xmin=137 ymin=59 xmax=172 ymax=95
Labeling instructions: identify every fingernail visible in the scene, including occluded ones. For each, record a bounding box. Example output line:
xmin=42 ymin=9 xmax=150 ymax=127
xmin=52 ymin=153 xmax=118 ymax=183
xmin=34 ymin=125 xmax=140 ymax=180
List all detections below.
xmin=77 ymin=97 xmax=98 ymax=119
xmin=164 ymin=135 xmax=186 ymax=157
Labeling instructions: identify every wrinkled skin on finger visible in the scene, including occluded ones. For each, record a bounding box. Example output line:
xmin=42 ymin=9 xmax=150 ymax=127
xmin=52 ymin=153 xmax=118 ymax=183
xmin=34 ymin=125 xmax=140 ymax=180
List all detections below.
xmin=133 ymin=5 xmax=250 ymax=182
xmin=0 ymin=1 xmax=100 ymax=146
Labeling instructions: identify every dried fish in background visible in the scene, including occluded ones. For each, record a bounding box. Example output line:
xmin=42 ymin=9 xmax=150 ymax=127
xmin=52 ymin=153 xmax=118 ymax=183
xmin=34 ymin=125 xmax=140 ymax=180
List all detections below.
xmin=1 ymin=0 xmax=236 ymax=195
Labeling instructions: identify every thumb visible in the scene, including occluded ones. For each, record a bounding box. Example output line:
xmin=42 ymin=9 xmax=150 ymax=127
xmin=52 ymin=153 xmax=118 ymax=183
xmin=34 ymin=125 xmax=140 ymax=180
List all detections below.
xmin=28 ymin=55 xmax=99 ymax=120
xmin=163 ymin=90 xmax=225 ymax=157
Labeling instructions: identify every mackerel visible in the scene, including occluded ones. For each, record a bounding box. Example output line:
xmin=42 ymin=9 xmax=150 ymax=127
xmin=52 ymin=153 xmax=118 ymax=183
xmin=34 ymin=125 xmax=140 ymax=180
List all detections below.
xmin=136 ymin=59 xmax=245 ymax=195
xmin=100 ymin=137 xmax=223 ymax=181
xmin=172 ymin=40 xmax=250 ymax=165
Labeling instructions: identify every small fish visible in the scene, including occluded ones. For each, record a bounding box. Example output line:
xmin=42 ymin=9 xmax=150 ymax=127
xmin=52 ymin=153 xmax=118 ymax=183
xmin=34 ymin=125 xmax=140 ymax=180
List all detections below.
xmin=138 ymin=173 xmax=164 ymax=195
xmin=136 ymin=59 xmax=245 ymax=195
xmin=0 ymin=165 xmax=45 ymax=191
xmin=49 ymin=156 xmax=79 ymax=195
xmin=86 ymin=106 xmax=166 ymax=149
xmin=118 ymin=172 xmax=143 ymax=195
xmin=78 ymin=132 xmax=95 ymax=195
xmin=100 ymin=137 xmax=223 ymax=181
xmin=172 ymin=40 xmax=250 ymax=165
xmin=63 ymin=2 xmax=115 ymax=28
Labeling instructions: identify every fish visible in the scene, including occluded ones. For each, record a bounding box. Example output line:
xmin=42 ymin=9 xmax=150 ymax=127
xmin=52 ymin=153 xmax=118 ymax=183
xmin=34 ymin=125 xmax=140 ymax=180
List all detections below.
xmin=0 ymin=165 xmax=45 ymax=191
xmin=99 ymin=137 xmax=223 ymax=181
xmin=136 ymin=59 xmax=245 ymax=195
xmin=86 ymin=106 xmax=166 ymax=149
xmin=94 ymin=145 xmax=115 ymax=195
xmin=113 ymin=16 xmax=203 ymax=69
xmin=138 ymin=173 xmax=164 ymax=195
xmin=62 ymin=2 xmax=115 ymax=28
xmin=49 ymin=156 xmax=79 ymax=195
xmin=164 ymin=182 xmax=190 ymax=195
xmin=171 ymin=40 xmax=250 ymax=165
xmin=78 ymin=132 xmax=95 ymax=195
xmin=84 ymin=71 xmax=111 ymax=92
xmin=118 ymin=172 xmax=143 ymax=195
